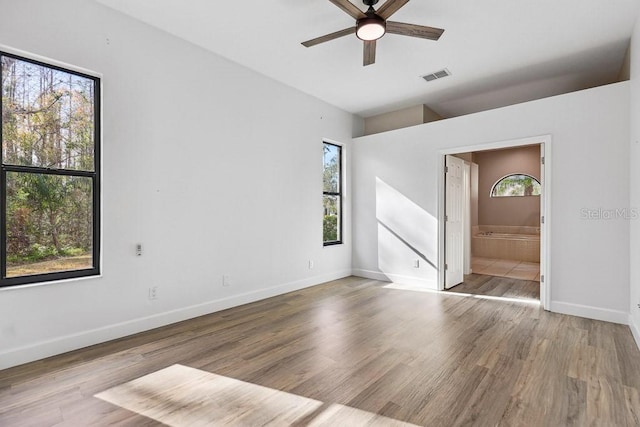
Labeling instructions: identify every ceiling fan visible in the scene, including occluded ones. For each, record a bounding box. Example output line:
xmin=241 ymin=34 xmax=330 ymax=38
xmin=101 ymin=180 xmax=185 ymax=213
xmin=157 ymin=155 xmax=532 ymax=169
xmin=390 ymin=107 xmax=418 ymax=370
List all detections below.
xmin=301 ymin=0 xmax=444 ymax=66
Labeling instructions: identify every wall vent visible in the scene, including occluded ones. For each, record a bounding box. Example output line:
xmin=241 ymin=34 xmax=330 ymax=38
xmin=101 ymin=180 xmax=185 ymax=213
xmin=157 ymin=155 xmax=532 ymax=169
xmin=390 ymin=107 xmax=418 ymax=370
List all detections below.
xmin=421 ymin=68 xmax=451 ymax=82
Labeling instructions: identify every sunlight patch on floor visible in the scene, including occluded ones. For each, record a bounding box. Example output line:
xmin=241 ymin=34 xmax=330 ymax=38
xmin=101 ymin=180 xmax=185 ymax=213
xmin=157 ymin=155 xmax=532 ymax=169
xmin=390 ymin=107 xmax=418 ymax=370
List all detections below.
xmin=95 ymin=364 xmax=418 ymax=426
xmin=383 ymin=282 xmax=540 ymax=305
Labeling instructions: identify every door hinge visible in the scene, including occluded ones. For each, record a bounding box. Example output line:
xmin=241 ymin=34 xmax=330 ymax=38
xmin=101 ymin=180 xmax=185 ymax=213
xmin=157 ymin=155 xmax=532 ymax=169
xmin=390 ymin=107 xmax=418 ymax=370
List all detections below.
xmin=445 ymin=166 xmax=449 ymax=173
xmin=541 ymin=156 xmax=545 ymax=165
xmin=541 ymin=215 xmax=545 ymax=224
xmin=445 ymin=263 xmax=448 ymax=270
xmin=445 ymin=215 xmax=448 ymax=222
xmin=540 ymin=275 xmax=544 ymax=283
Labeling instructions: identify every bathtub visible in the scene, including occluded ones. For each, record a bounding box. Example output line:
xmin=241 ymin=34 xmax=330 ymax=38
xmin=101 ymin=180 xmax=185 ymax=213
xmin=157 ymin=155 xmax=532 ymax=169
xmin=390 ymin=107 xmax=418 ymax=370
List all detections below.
xmin=472 ymin=226 xmax=540 ymax=262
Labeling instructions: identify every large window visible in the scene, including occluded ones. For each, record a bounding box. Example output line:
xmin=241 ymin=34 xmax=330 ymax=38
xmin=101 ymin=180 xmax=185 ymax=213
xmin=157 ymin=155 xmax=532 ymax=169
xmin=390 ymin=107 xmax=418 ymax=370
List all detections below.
xmin=323 ymin=142 xmax=342 ymax=245
xmin=1 ymin=51 xmax=100 ymax=287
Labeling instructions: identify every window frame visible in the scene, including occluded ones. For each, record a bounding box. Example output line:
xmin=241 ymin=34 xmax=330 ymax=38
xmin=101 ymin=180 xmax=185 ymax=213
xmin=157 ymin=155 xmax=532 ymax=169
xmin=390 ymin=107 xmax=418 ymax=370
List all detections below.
xmin=0 ymin=50 xmax=101 ymax=288
xmin=490 ymin=173 xmax=541 ymax=198
xmin=323 ymin=141 xmax=343 ymax=246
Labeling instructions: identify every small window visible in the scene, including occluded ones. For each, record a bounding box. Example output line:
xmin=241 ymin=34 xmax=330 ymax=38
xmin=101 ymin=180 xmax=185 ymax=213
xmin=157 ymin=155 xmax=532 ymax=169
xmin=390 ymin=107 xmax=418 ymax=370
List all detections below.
xmin=1 ymin=51 xmax=100 ymax=287
xmin=323 ymin=142 xmax=342 ymax=245
xmin=490 ymin=174 xmax=541 ymax=197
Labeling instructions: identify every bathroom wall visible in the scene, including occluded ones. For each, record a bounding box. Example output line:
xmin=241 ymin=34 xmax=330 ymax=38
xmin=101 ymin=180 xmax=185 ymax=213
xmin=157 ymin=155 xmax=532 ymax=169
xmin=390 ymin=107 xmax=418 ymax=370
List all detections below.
xmin=475 ymin=145 xmax=541 ymax=227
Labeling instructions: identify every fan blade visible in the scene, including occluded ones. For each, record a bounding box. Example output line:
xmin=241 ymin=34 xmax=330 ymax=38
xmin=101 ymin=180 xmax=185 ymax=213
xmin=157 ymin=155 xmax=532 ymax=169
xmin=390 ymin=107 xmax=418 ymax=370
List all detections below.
xmin=302 ymin=27 xmax=355 ymax=47
xmin=328 ymin=0 xmax=366 ymax=19
xmin=376 ymin=0 xmax=410 ymax=20
xmin=386 ymin=21 xmax=444 ymax=41
xmin=363 ymin=40 xmax=376 ymax=66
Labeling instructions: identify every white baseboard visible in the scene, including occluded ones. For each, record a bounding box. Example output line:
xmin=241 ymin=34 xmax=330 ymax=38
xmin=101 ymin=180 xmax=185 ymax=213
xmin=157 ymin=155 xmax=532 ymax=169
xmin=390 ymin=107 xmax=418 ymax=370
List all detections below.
xmin=550 ymin=301 xmax=629 ymax=325
xmin=0 ymin=269 xmax=351 ymax=371
xmin=630 ymin=315 xmax=640 ymax=351
xmin=352 ymin=268 xmax=437 ymax=290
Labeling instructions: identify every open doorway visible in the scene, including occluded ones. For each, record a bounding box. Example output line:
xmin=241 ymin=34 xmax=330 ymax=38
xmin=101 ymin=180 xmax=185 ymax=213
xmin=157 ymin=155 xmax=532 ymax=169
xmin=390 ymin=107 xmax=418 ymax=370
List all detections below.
xmin=440 ymin=136 xmax=549 ymax=308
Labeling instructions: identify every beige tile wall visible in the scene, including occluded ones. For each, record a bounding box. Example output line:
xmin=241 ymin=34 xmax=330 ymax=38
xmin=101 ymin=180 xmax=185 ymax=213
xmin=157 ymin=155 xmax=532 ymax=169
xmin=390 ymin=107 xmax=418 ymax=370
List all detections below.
xmin=472 ymin=225 xmax=540 ymax=262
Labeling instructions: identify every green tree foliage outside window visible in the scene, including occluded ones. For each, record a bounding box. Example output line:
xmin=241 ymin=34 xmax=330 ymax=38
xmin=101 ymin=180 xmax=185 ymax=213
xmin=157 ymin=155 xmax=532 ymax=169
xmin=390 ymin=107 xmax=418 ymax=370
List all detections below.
xmin=1 ymin=52 xmax=99 ymax=286
xmin=490 ymin=174 xmax=541 ymax=197
xmin=323 ymin=143 xmax=341 ymax=245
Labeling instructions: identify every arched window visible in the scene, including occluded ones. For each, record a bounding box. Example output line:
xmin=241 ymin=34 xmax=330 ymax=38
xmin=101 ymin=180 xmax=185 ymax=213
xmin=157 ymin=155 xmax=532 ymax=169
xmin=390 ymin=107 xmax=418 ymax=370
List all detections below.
xmin=490 ymin=174 xmax=541 ymax=197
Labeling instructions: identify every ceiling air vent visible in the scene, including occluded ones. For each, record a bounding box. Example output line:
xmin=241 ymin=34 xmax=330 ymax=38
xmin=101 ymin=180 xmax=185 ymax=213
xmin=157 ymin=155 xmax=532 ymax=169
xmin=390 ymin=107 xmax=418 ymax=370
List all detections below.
xmin=422 ymin=68 xmax=451 ymax=82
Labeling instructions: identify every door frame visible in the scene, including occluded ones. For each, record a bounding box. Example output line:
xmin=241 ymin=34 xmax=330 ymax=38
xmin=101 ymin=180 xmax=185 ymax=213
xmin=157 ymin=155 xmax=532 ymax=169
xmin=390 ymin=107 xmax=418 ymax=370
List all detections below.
xmin=463 ymin=161 xmax=472 ymax=276
xmin=438 ymin=134 xmax=551 ymax=310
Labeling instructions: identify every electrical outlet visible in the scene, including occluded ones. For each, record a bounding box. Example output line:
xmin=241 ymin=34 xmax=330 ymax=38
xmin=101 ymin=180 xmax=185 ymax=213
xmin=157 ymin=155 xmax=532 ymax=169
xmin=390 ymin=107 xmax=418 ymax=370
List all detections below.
xmin=223 ymin=275 xmax=231 ymax=287
xmin=308 ymin=260 xmax=314 ymax=269
xmin=136 ymin=243 xmax=143 ymax=256
xmin=148 ymin=286 xmax=158 ymax=300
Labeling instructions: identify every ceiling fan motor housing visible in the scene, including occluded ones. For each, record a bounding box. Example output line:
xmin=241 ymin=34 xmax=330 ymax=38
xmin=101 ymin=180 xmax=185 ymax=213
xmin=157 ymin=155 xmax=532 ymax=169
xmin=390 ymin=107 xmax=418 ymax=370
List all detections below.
xmin=363 ymin=0 xmax=379 ymax=6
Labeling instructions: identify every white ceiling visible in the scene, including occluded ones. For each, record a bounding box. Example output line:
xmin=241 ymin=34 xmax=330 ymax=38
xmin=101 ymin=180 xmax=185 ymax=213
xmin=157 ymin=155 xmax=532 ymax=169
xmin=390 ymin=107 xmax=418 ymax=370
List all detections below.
xmin=96 ymin=0 xmax=639 ymax=118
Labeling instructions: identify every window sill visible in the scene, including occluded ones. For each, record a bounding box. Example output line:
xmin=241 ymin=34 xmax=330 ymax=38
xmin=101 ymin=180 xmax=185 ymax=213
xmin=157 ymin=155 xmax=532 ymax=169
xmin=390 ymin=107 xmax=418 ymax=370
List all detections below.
xmin=0 ymin=273 xmax=103 ymax=292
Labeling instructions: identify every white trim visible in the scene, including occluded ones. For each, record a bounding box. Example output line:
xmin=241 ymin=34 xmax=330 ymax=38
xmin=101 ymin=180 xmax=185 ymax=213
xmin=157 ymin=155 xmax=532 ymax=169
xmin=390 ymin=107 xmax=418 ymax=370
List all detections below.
xmin=630 ymin=315 xmax=640 ymax=351
xmin=0 ymin=273 xmax=103 ymax=292
xmin=438 ymin=155 xmax=446 ymax=290
xmin=540 ymin=141 xmax=551 ymax=311
xmin=438 ymin=135 xmax=551 ymax=310
xmin=439 ymin=135 xmax=550 ymax=156
xmin=0 ymin=269 xmax=351 ymax=370
xmin=550 ymin=301 xmax=629 ymax=325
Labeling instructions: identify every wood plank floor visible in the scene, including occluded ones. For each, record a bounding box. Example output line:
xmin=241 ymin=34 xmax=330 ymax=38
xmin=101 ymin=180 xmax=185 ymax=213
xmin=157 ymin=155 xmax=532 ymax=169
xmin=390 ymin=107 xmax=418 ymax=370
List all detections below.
xmin=450 ymin=273 xmax=540 ymax=301
xmin=1 ymin=276 xmax=639 ymax=426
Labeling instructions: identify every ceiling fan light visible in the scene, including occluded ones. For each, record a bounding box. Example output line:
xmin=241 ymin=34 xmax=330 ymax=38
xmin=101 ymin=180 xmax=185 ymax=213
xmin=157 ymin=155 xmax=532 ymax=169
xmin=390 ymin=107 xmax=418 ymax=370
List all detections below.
xmin=356 ymin=17 xmax=386 ymax=41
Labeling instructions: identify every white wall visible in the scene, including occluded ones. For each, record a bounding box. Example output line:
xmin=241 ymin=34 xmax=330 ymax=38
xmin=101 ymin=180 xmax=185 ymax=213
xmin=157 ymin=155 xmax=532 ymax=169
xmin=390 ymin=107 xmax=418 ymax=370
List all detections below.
xmin=0 ymin=0 xmax=358 ymax=369
xmin=629 ymin=12 xmax=640 ymax=347
xmin=352 ymin=83 xmax=630 ymax=323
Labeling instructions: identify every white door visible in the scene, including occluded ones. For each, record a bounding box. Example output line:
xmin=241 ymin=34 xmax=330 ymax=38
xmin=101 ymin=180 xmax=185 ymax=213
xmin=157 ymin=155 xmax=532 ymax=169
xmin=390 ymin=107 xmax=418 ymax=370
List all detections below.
xmin=463 ymin=162 xmax=472 ymax=275
xmin=445 ymin=155 xmax=464 ymax=289
xmin=539 ymin=143 xmax=546 ymax=307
